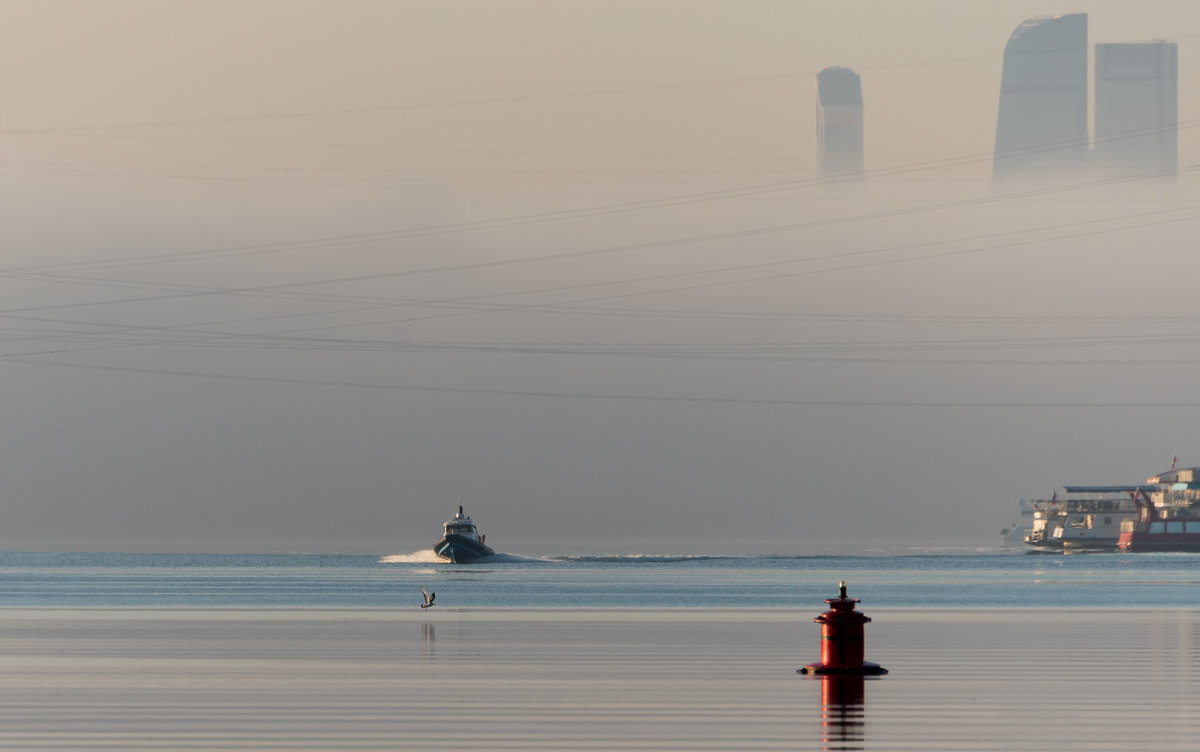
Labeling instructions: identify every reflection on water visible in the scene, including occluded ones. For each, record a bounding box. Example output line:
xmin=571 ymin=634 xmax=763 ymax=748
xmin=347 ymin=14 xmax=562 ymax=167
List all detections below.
xmin=422 ymin=622 xmax=435 ymax=660
xmin=7 ymin=610 xmax=1200 ymax=750
xmin=817 ymin=674 xmax=866 ymax=751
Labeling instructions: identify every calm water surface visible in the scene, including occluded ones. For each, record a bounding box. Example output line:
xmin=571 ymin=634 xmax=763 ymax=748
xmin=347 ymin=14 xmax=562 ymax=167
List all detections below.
xmin=0 ymin=607 xmax=1197 ymax=751
xmin=3 ymin=548 xmax=1200 ymax=608
xmin=4 ymin=549 xmax=1200 ymax=750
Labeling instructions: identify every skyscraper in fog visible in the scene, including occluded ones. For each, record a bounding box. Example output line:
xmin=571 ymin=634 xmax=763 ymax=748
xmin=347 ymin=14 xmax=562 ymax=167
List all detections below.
xmin=1094 ymin=41 xmax=1178 ymax=175
xmin=816 ymin=66 xmax=863 ymax=176
xmin=993 ymin=13 xmax=1089 ymax=177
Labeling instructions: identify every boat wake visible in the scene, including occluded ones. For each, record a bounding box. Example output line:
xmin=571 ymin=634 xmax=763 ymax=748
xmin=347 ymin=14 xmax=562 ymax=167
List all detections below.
xmin=482 ymin=552 xmax=544 ymax=563
xmin=379 ymin=550 xmax=443 ymax=564
xmin=549 ymin=553 xmax=732 ymax=564
xmin=379 ymin=550 xmax=543 ymax=564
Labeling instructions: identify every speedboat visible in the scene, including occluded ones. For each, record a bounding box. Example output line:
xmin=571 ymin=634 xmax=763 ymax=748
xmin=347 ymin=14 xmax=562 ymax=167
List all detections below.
xmin=432 ymin=505 xmax=495 ymax=563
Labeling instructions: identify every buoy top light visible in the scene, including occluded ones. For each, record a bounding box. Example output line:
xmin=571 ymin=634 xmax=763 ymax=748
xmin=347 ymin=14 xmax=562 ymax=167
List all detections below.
xmin=819 ymin=581 xmax=867 ymax=622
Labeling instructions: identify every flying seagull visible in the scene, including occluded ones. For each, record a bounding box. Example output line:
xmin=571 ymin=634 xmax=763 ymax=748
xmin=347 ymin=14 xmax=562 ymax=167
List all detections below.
xmin=421 ymin=587 xmax=436 ymax=609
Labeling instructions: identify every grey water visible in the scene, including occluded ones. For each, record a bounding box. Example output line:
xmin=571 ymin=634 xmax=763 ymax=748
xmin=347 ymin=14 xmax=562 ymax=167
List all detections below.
xmin=3 ymin=547 xmax=1200 ymax=608
xmin=7 ymin=547 xmax=1200 ymax=751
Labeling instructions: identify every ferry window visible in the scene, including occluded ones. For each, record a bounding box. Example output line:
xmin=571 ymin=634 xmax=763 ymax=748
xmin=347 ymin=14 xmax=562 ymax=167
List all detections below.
xmin=1103 ymin=517 xmax=1112 ymax=526
xmin=1149 ymin=521 xmax=1167 ymax=534
xmin=1188 ymin=522 xmax=1200 ymax=534
xmin=1167 ymin=521 xmax=1185 ymax=534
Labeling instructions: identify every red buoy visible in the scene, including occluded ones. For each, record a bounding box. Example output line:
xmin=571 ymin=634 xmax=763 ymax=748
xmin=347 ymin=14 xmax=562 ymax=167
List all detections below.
xmin=799 ymin=581 xmax=887 ymax=675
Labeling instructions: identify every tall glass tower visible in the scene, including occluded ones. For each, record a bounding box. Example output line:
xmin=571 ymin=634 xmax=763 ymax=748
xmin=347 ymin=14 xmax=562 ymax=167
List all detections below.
xmin=816 ymin=66 xmax=863 ymax=176
xmin=993 ymin=13 xmax=1089 ymax=177
xmin=1094 ymin=41 xmax=1178 ymax=175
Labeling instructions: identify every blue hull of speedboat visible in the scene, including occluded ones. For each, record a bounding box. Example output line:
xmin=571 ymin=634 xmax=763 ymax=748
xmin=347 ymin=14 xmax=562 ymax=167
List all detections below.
xmin=433 ymin=534 xmax=495 ymax=563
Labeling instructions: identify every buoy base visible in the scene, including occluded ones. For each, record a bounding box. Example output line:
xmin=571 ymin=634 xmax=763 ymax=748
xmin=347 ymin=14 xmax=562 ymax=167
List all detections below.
xmin=798 ymin=661 xmax=888 ymax=676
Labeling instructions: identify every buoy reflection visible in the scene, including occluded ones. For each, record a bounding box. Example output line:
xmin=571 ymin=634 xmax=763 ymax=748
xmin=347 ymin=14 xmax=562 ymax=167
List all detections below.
xmin=819 ymin=673 xmax=865 ymax=751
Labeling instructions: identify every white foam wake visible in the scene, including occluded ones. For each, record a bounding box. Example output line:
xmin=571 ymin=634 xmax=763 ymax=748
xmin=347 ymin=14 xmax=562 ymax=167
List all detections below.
xmin=379 ymin=550 xmax=442 ymax=564
xmin=379 ymin=550 xmax=548 ymax=564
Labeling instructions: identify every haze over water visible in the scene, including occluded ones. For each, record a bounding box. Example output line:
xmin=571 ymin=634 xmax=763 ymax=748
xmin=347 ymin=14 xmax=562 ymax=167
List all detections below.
xmin=10 ymin=7 xmax=1200 ymax=750
xmin=4 ymin=2 xmax=1200 ymax=555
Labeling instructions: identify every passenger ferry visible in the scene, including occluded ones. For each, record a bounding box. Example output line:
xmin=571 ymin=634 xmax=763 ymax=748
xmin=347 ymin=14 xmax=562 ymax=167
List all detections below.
xmin=1023 ymin=486 xmax=1140 ymax=550
xmin=432 ymin=505 xmax=496 ymax=563
xmin=1118 ymin=467 xmax=1200 ymax=551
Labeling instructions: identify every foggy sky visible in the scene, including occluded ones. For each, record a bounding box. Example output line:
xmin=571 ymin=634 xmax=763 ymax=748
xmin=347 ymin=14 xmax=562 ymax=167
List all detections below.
xmin=3 ymin=0 xmax=1200 ymax=554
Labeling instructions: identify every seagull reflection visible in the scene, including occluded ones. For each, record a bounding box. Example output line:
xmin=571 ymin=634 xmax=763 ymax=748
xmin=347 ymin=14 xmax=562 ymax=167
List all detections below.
xmin=421 ymin=623 xmax=435 ymax=660
xmin=818 ymin=674 xmax=865 ymax=751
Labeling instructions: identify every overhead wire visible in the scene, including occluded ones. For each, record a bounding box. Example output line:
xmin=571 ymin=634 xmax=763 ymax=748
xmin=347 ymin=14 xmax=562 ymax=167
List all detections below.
xmin=0 ymin=160 xmax=1192 ymax=326
xmin=3 ymin=49 xmax=1199 ymax=404
xmin=0 ymin=164 xmax=1197 ymax=367
xmin=4 ymin=199 xmax=1200 ymax=367
xmin=5 ymin=355 xmax=1200 ymax=409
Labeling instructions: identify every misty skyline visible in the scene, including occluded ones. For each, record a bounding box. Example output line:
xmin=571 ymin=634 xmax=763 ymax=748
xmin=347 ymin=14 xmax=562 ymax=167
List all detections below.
xmin=1094 ymin=40 xmax=1178 ymax=174
xmin=3 ymin=1 xmax=1200 ymax=554
xmin=993 ymin=13 xmax=1090 ymax=176
xmin=816 ymin=66 xmax=863 ymax=175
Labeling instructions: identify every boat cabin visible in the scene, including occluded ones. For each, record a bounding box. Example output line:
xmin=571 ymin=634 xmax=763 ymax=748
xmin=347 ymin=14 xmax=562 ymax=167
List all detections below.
xmin=443 ymin=505 xmax=483 ymax=542
xmin=1024 ymin=485 xmax=1140 ymax=548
